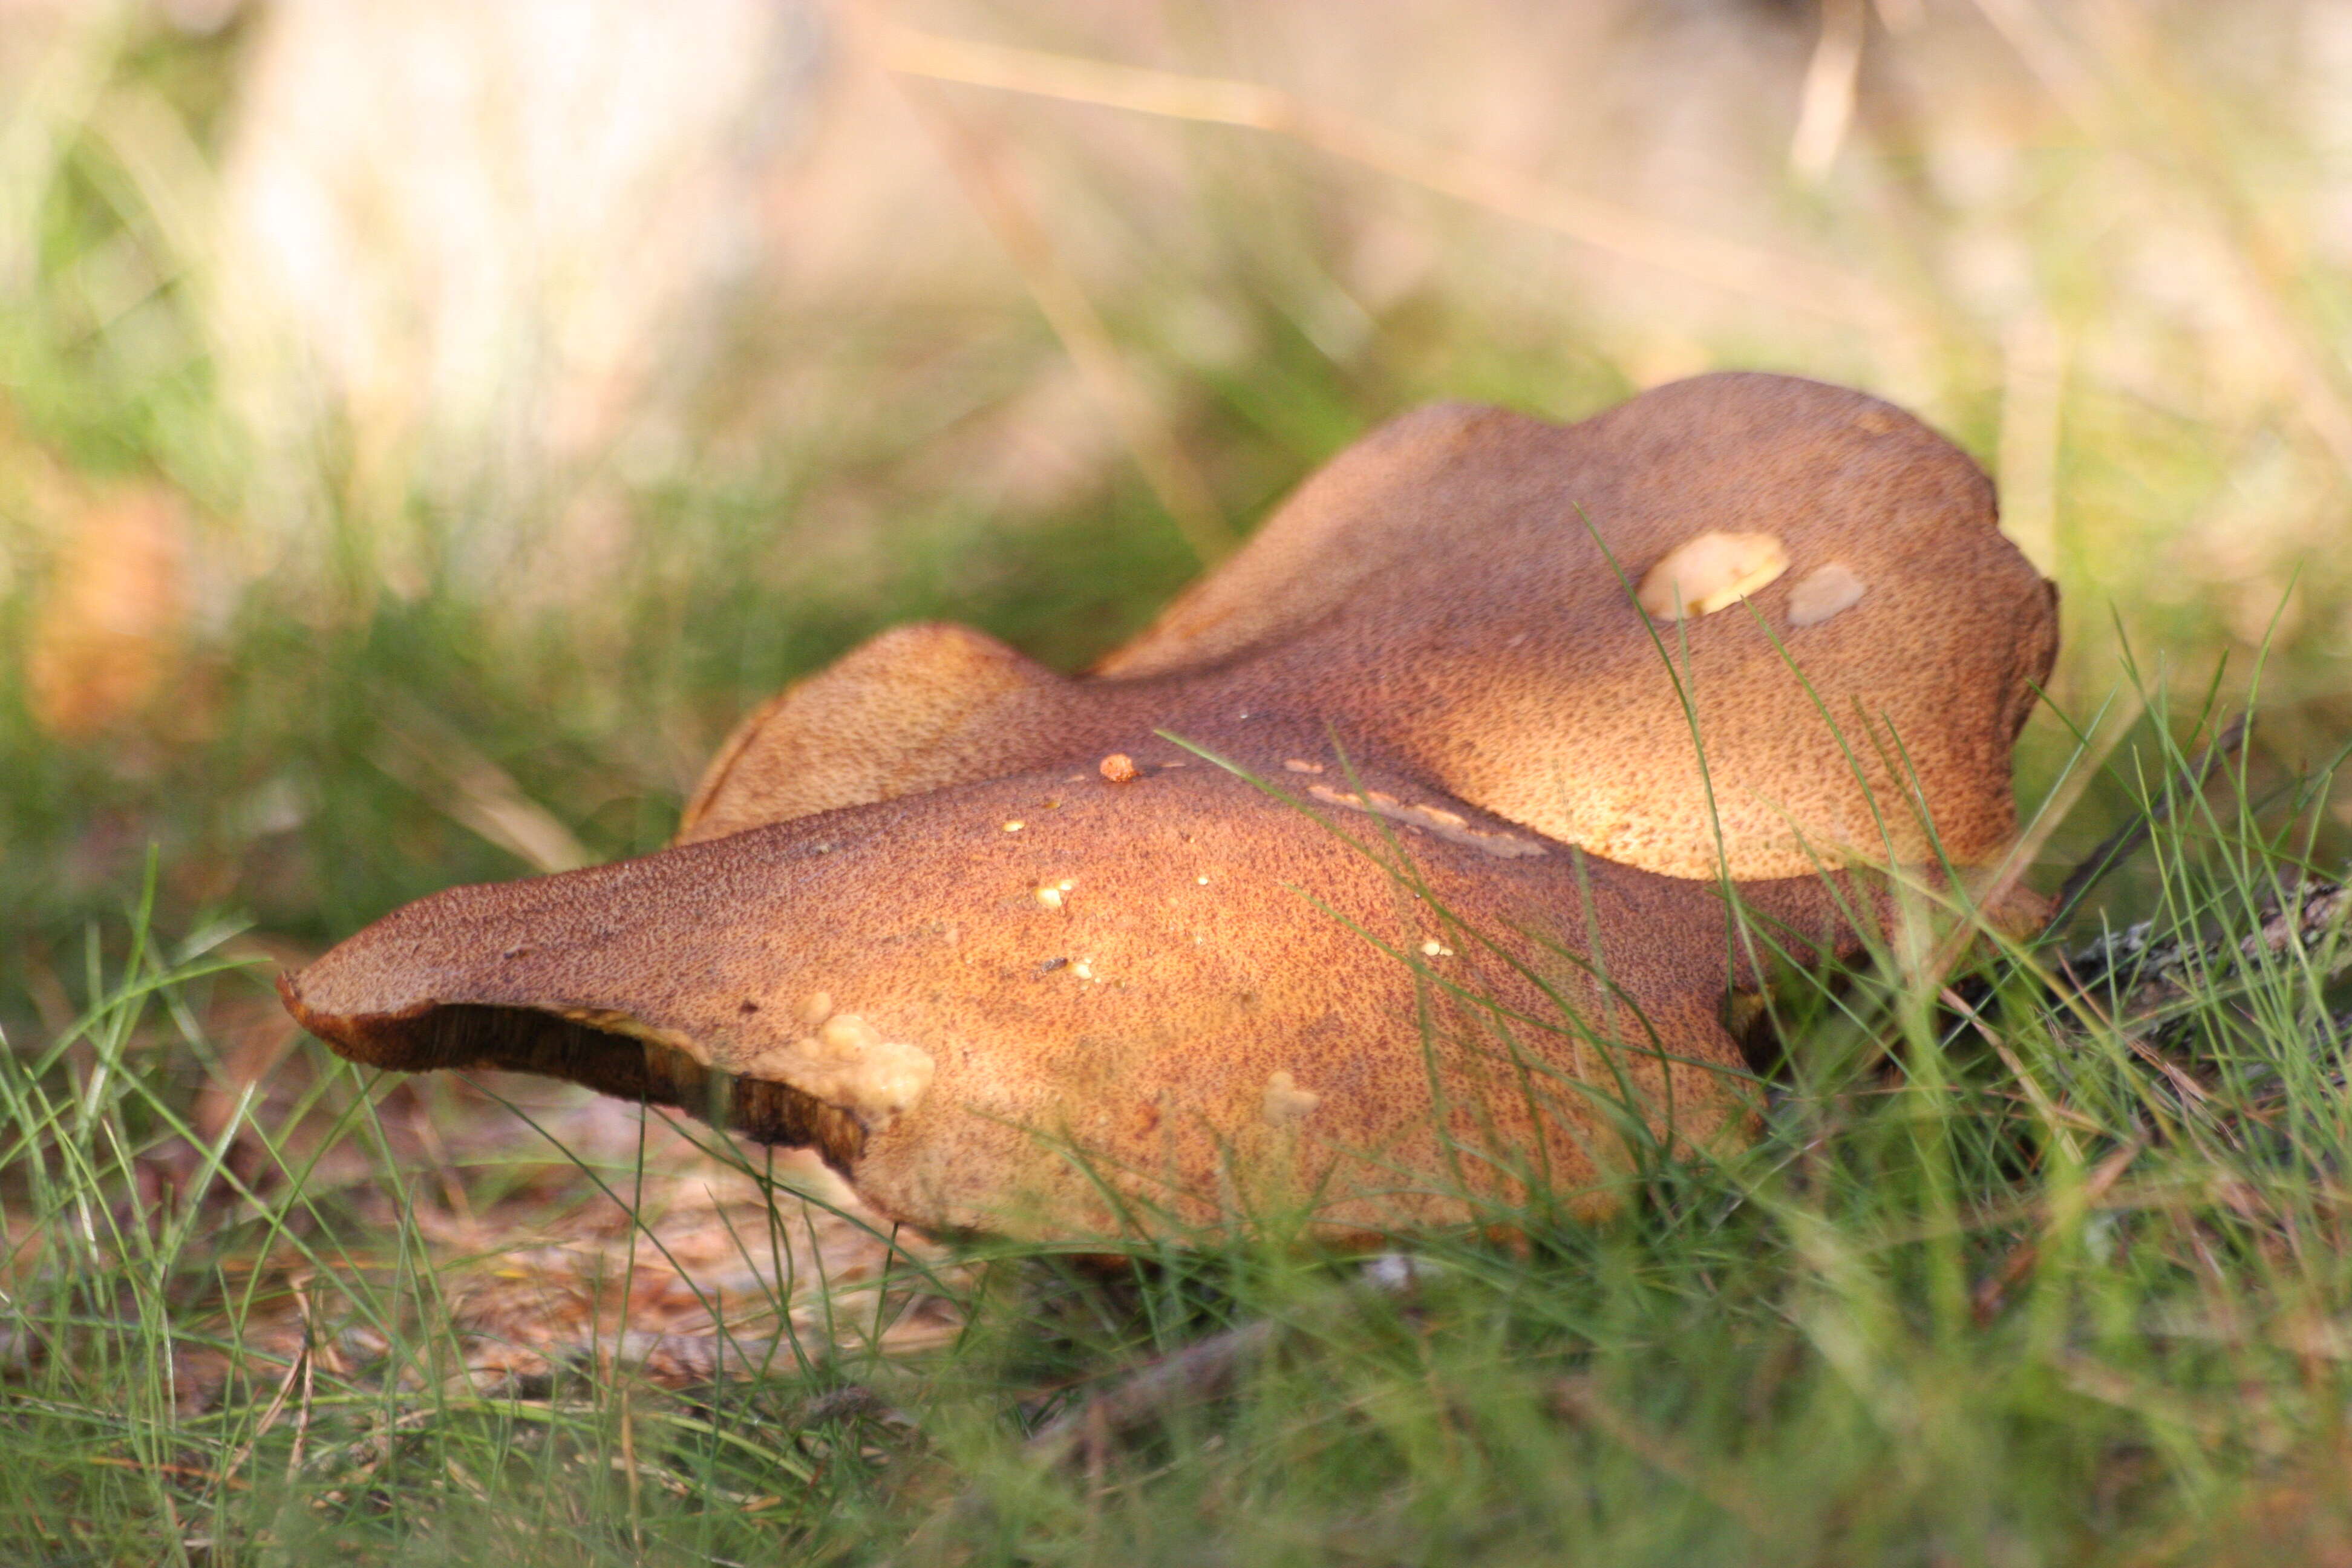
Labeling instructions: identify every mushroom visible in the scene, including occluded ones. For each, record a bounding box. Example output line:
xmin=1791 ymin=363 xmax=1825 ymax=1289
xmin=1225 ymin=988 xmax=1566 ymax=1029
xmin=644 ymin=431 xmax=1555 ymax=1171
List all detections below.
xmin=280 ymin=373 xmax=2059 ymax=1241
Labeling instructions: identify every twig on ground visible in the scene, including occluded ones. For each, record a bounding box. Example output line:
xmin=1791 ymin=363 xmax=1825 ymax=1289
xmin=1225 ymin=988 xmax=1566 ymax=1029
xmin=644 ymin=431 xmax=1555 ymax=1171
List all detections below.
xmin=2062 ymin=876 xmax=2349 ymax=1019
xmin=570 ymin=1330 xmax=832 ymax=1387
xmin=2036 ymin=874 xmax=2350 ymax=1158
xmin=1024 ymin=1318 xmax=1279 ymax=1469
xmin=1020 ymin=1252 xmax=1432 ymax=1469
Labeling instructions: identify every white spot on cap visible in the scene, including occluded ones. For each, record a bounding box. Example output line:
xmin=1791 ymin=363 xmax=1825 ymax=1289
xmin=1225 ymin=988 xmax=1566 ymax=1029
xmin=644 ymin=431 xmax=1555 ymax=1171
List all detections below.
xmin=1419 ymin=939 xmax=1454 ymax=958
xmin=1004 ymin=820 xmax=1024 ymax=832
xmin=1262 ymin=1070 xmax=1322 ymax=1126
xmin=747 ymin=1012 xmax=935 ymax=1132
xmin=1637 ymin=531 xmax=1789 ymax=619
xmin=1787 ymin=561 xmax=1867 ymax=627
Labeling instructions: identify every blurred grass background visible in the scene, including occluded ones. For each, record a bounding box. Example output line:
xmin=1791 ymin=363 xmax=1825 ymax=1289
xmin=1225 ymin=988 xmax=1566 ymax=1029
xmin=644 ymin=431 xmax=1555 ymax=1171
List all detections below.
xmin=6 ymin=0 xmax=2352 ymax=1016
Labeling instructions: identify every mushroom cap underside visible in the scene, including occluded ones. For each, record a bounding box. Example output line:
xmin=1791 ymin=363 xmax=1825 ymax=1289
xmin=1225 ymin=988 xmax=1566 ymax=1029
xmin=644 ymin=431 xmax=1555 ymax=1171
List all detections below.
xmin=285 ymin=760 xmax=1878 ymax=1239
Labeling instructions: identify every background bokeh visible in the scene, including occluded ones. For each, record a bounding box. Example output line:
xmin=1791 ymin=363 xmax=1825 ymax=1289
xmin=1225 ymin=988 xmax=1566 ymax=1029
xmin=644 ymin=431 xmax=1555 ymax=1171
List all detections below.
xmin=5 ymin=0 xmax=2351 ymax=1030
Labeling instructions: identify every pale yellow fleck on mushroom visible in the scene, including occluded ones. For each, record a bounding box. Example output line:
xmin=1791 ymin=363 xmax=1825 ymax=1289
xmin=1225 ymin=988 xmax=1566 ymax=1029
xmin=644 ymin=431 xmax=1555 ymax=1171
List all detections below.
xmin=1073 ymin=959 xmax=1095 ymax=979
xmin=1003 ymin=820 xmax=1025 ymax=832
xmin=1419 ymin=939 xmax=1454 ymax=958
xmin=1786 ymin=561 xmax=1867 ymax=627
xmin=1282 ymin=759 xmax=1325 ymax=774
xmin=1636 ymin=531 xmax=1789 ymax=619
xmin=1305 ymin=784 xmax=1547 ymax=860
xmin=1099 ymin=753 xmax=1140 ymax=783
xmin=1262 ymin=1070 xmax=1322 ymax=1126
xmin=795 ymin=991 xmax=834 ymax=1027
xmin=1035 ymin=885 xmax=1064 ymax=909
xmin=1058 ymin=879 xmax=1075 ymax=892
xmin=1197 ymin=875 xmax=1210 ymax=885
xmin=747 ymin=1011 xmax=936 ymax=1132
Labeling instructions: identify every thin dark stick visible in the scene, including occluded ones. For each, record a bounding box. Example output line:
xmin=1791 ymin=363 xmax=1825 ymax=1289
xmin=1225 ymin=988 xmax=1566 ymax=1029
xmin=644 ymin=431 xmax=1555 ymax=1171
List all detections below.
xmin=1024 ymin=1319 xmax=1278 ymax=1468
xmin=2046 ymin=711 xmax=2249 ymax=933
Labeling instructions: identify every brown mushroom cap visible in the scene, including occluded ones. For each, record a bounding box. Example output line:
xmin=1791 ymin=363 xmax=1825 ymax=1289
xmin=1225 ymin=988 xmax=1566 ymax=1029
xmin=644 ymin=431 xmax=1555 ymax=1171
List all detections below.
xmin=284 ymin=759 xmax=1878 ymax=1240
xmin=283 ymin=372 xmax=2058 ymax=1242
xmin=683 ymin=373 xmax=2056 ymax=881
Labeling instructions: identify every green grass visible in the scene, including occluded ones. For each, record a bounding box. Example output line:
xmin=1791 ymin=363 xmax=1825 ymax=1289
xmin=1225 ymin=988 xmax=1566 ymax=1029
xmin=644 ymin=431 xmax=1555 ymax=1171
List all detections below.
xmin=6 ymin=685 xmax=2352 ymax=1566
xmin=11 ymin=5 xmax=2352 ymax=1563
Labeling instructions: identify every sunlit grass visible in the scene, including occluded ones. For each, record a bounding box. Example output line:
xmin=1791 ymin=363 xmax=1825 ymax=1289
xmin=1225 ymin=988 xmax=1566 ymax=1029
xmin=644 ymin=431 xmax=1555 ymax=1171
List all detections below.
xmin=6 ymin=682 xmax=2352 ymax=1564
